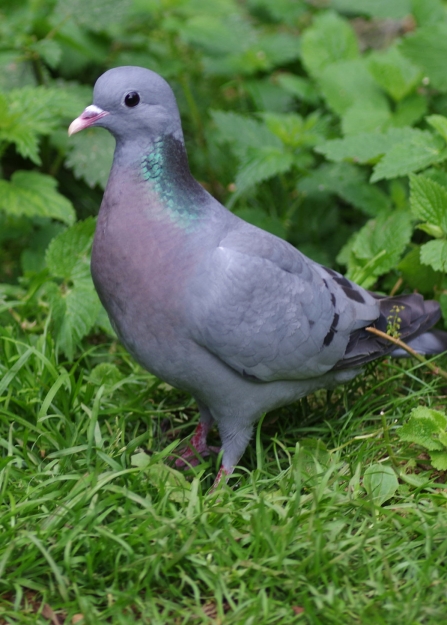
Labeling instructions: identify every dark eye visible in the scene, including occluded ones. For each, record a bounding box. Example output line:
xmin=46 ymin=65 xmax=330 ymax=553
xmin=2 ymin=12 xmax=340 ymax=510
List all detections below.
xmin=124 ymin=91 xmax=140 ymax=107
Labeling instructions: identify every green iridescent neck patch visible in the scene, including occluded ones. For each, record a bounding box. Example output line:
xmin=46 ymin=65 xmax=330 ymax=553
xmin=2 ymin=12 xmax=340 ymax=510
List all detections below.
xmin=140 ymin=136 xmax=203 ymax=231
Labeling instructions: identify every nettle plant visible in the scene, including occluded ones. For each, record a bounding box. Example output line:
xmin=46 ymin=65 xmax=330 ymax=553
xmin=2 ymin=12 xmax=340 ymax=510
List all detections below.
xmin=0 ymin=0 xmax=447 ymax=357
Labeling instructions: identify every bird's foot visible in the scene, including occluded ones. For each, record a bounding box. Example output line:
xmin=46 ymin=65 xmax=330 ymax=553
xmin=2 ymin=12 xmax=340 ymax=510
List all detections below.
xmin=173 ymin=421 xmax=220 ymax=468
xmin=209 ymin=466 xmax=231 ymax=492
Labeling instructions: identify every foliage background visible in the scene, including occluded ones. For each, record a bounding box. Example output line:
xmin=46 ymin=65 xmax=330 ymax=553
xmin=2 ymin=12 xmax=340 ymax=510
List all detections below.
xmin=1 ymin=0 xmax=447 ymax=623
xmin=1 ymin=0 xmax=447 ymax=354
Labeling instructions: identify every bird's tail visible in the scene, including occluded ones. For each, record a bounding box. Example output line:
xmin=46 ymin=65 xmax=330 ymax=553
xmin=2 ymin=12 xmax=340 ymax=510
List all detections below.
xmin=390 ymin=329 xmax=447 ymax=358
xmin=335 ymin=293 xmax=447 ymax=369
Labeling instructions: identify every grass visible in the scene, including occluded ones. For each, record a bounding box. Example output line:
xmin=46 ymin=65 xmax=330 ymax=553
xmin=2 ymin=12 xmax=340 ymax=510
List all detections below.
xmin=1 ymin=324 xmax=447 ymax=624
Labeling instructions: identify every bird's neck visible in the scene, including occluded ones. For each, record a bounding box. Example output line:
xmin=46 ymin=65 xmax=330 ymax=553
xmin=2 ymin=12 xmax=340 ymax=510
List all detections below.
xmin=115 ymin=133 xmax=208 ymax=232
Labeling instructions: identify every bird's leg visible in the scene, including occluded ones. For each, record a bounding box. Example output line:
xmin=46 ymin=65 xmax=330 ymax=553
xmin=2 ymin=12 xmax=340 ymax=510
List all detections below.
xmin=209 ymin=466 xmax=232 ymax=492
xmin=174 ymin=402 xmax=220 ymax=468
xmin=208 ymin=420 xmax=254 ymax=491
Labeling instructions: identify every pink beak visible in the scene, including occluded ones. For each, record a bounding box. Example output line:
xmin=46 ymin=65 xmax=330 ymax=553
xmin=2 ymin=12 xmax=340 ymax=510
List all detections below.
xmin=68 ymin=105 xmax=109 ymax=136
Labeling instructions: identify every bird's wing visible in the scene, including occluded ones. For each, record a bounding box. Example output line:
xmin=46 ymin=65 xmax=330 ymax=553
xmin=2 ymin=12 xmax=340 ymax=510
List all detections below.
xmin=188 ymin=224 xmax=380 ymax=382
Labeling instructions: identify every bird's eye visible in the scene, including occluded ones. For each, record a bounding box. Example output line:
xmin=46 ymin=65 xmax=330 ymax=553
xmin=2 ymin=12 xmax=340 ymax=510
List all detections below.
xmin=124 ymin=92 xmax=140 ymax=107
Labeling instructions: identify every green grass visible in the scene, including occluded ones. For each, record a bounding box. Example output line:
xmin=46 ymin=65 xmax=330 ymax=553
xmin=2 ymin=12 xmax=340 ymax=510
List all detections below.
xmin=1 ymin=325 xmax=447 ymax=624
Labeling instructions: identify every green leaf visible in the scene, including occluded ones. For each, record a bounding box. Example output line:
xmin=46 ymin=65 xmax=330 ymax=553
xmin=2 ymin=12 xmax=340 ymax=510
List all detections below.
xmin=179 ymin=13 xmax=254 ymax=57
xmin=392 ymin=93 xmax=427 ymax=128
xmin=341 ymin=102 xmax=390 ymax=136
xmin=234 ymin=147 xmax=294 ymax=196
xmin=317 ymin=59 xmax=387 ymax=116
xmin=331 ymin=0 xmax=411 ymax=19
xmin=440 ymin=293 xmax=447 ymax=325
xmin=409 ymin=173 xmax=447 ymax=233
xmin=45 ymin=218 xmax=96 ymax=282
xmin=371 ymin=131 xmax=447 ymax=182
xmin=66 ymin=128 xmax=115 ymax=189
xmin=0 ymin=87 xmax=68 ymax=164
xmin=263 ymin=112 xmax=325 ymax=148
xmin=412 ymin=0 xmax=445 ymax=27
xmin=316 ymin=127 xmax=415 ymax=164
xmin=52 ymin=0 xmax=131 ymax=33
xmin=398 ymin=406 xmax=447 ymax=451
xmin=29 ymin=40 xmax=62 ymax=69
xmin=426 ymin=114 xmax=447 ymax=143
xmin=345 ymin=211 xmax=413 ymax=287
xmin=363 ymin=464 xmax=398 ymax=506
xmin=420 ymin=239 xmax=447 ymax=272
xmin=211 ymin=110 xmax=280 ymax=158
xmin=88 ymin=363 xmax=124 ymax=387
xmin=429 ymin=451 xmax=447 ymax=471
xmin=275 ymin=73 xmax=319 ymax=105
xmin=297 ymin=162 xmax=390 ymax=216
xmin=49 ymin=284 xmax=101 ymax=360
xmin=398 ymin=246 xmax=443 ymax=294
xmin=368 ymin=46 xmax=422 ymax=102
xmin=300 ymin=12 xmax=359 ymax=78
xmin=400 ymin=23 xmax=447 ymax=92
xmin=0 ymin=171 xmax=75 ymax=225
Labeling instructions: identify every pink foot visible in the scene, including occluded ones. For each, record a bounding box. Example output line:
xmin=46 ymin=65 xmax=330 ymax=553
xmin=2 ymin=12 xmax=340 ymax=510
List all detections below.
xmin=174 ymin=421 xmax=220 ymax=468
xmin=209 ymin=466 xmax=231 ymax=492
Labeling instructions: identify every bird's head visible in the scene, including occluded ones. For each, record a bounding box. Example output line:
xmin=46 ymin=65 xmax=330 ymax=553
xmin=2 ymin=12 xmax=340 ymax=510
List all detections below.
xmin=68 ymin=66 xmax=182 ymax=143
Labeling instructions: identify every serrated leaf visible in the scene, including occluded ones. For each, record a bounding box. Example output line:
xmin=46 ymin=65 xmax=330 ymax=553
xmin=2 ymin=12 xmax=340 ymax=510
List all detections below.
xmin=234 ymin=147 xmax=294 ymax=196
xmin=52 ymin=0 xmax=131 ymax=33
xmin=363 ymin=464 xmax=398 ymax=506
xmin=341 ymin=102 xmax=390 ymax=136
xmin=429 ymin=451 xmax=447 ymax=471
xmin=400 ymin=23 xmax=447 ymax=92
xmin=0 ymin=171 xmax=75 ymax=224
xmin=66 ymin=128 xmax=114 ymax=189
xmin=392 ymin=93 xmax=427 ymax=128
xmin=45 ymin=218 xmax=96 ymax=281
xmin=412 ymin=0 xmax=445 ymax=27
xmin=368 ymin=46 xmax=422 ymax=102
xmin=398 ymin=406 xmax=447 ymax=451
xmin=297 ymin=162 xmax=390 ymax=216
xmin=179 ymin=13 xmax=254 ymax=57
xmin=211 ymin=110 xmax=280 ymax=157
xmin=88 ymin=363 xmax=124 ymax=387
xmin=345 ymin=211 xmax=413 ymax=286
xmin=440 ymin=293 xmax=447 ymax=325
xmin=371 ymin=131 xmax=447 ymax=182
xmin=300 ymin=12 xmax=359 ymax=78
xmin=420 ymin=239 xmax=447 ymax=272
xmin=316 ymin=127 xmax=415 ymax=164
xmin=331 ymin=0 xmax=411 ymax=19
xmin=131 ymin=451 xmax=151 ymax=469
xmin=398 ymin=246 xmax=442 ymax=294
xmin=55 ymin=286 xmax=101 ymax=359
xmin=318 ymin=59 xmax=387 ymax=116
xmin=275 ymin=73 xmax=319 ymax=105
xmin=426 ymin=114 xmax=447 ymax=143
xmin=29 ymin=40 xmax=62 ymax=69
xmin=0 ymin=86 xmax=68 ymax=163
xmin=409 ymin=173 xmax=447 ymax=233
xmin=263 ymin=112 xmax=324 ymax=148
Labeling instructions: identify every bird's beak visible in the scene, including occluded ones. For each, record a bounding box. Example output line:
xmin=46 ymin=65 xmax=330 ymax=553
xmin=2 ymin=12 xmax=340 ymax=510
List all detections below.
xmin=68 ymin=105 xmax=109 ymax=136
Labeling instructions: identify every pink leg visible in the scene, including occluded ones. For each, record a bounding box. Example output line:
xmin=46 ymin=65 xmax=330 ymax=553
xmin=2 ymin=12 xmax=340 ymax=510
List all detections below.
xmin=174 ymin=420 xmax=220 ymax=468
xmin=209 ymin=466 xmax=232 ymax=492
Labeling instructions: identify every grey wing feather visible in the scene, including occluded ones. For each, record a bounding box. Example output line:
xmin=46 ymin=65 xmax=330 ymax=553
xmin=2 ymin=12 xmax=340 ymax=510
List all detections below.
xmin=189 ymin=224 xmax=380 ymax=382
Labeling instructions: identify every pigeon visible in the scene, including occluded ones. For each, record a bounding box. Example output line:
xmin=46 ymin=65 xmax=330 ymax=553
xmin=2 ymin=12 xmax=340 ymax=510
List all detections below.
xmin=69 ymin=66 xmax=447 ymax=487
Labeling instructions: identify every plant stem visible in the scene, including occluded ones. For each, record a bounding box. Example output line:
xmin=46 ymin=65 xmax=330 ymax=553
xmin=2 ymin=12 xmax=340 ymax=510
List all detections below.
xmin=366 ymin=326 xmax=447 ymax=381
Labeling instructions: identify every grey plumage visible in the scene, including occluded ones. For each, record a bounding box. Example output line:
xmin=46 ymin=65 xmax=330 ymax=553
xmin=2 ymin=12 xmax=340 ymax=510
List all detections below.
xmin=69 ymin=66 xmax=447 ymax=484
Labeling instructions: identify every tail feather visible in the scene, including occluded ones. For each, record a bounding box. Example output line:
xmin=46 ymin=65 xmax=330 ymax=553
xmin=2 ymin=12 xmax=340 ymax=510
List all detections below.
xmin=390 ymin=329 xmax=447 ymax=358
xmin=334 ymin=293 xmax=445 ymax=370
